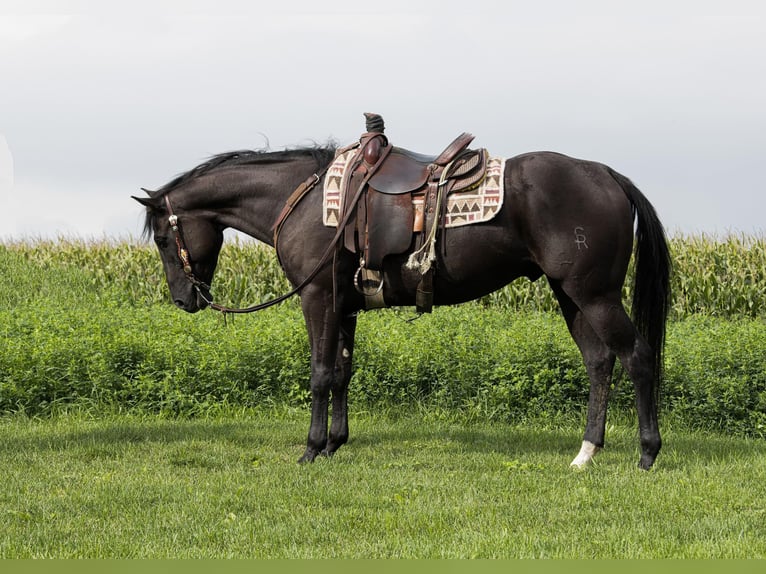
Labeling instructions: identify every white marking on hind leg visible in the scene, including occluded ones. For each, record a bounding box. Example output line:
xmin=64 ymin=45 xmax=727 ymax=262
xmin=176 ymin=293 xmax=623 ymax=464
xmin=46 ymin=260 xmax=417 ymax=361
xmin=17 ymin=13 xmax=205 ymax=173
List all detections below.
xmin=570 ymin=440 xmax=602 ymax=468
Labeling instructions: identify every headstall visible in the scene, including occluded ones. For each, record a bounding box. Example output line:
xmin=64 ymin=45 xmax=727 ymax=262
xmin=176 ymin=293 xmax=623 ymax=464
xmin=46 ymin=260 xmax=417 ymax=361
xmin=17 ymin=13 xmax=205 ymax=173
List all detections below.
xmin=163 ymin=195 xmax=214 ymax=305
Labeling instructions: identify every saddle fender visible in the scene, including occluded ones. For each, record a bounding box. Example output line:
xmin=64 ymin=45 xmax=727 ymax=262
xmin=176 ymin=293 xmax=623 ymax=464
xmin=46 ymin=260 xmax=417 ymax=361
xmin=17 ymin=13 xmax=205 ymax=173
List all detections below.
xmin=364 ymin=188 xmax=415 ymax=270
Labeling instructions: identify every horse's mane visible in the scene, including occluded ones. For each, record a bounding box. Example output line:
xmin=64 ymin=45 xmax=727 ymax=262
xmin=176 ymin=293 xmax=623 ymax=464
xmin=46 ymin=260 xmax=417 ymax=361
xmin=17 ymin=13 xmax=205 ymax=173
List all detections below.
xmin=149 ymin=145 xmax=337 ymax=198
xmin=141 ymin=144 xmax=337 ymax=238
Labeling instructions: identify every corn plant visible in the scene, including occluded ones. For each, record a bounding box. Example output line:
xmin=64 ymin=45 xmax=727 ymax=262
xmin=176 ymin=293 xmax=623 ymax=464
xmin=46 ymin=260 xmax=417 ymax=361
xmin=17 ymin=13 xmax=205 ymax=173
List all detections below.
xmin=3 ymin=232 xmax=764 ymax=317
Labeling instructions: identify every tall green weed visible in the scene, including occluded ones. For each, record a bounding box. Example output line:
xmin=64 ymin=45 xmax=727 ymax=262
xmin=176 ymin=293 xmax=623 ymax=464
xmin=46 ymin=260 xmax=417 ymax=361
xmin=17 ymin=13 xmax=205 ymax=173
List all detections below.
xmin=1 ymin=236 xmax=765 ymax=434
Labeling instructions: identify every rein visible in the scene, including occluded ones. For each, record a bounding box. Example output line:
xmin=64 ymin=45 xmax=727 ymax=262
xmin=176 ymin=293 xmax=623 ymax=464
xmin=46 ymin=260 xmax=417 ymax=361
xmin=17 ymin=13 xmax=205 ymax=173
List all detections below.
xmin=163 ymin=141 xmax=389 ymax=315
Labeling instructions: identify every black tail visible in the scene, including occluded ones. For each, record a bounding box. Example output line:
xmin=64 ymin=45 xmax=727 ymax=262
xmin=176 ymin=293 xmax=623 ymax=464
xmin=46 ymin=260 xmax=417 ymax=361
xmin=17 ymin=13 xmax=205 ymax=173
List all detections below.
xmin=608 ymin=168 xmax=672 ymax=390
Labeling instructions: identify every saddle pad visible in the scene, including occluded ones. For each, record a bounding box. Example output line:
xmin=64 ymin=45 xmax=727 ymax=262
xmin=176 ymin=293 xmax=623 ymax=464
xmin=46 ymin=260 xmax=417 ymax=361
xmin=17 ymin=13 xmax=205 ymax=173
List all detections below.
xmin=323 ymin=148 xmax=505 ymax=229
xmin=323 ymin=147 xmax=357 ymax=227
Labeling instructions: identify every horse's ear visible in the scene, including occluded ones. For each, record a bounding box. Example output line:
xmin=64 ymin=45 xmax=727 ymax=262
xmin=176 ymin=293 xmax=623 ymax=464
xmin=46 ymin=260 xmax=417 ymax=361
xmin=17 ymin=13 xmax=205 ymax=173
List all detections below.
xmin=132 ymin=194 xmax=163 ymax=210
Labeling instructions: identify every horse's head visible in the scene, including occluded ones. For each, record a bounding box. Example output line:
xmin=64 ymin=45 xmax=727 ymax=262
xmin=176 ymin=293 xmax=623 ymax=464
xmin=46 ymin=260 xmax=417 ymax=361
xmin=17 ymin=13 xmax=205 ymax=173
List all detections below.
xmin=133 ymin=191 xmax=223 ymax=313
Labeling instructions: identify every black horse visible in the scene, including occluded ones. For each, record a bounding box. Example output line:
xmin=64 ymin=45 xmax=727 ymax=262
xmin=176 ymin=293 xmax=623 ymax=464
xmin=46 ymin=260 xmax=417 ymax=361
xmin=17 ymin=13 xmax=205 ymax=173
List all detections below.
xmin=134 ymin=134 xmax=670 ymax=470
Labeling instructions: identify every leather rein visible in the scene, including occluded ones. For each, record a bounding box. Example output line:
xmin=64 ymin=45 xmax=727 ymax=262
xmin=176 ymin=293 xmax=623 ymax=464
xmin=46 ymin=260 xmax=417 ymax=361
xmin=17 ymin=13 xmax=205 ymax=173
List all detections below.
xmin=163 ymin=138 xmax=388 ymax=315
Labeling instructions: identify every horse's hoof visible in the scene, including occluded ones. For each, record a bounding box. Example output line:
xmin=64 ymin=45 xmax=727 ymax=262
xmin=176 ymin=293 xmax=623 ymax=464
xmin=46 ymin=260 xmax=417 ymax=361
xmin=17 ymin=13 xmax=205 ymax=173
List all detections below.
xmin=637 ymin=455 xmax=655 ymax=471
xmin=570 ymin=440 xmax=601 ymax=469
xmin=298 ymin=450 xmax=318 ymax=464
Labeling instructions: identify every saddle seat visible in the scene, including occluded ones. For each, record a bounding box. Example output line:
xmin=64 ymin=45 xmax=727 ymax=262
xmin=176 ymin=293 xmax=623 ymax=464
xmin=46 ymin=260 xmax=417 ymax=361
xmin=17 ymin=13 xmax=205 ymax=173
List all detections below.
xmin=368 ymin=132 xmax=480 ymax=195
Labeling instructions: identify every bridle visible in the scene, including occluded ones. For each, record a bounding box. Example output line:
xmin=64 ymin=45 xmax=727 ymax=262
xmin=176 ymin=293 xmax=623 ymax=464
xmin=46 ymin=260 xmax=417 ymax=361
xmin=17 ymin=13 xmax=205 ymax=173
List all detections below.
xmin=161 ymin=138 xmax=389 ymax=315
xmin=161 ymin=177 xmax=330 ymax=315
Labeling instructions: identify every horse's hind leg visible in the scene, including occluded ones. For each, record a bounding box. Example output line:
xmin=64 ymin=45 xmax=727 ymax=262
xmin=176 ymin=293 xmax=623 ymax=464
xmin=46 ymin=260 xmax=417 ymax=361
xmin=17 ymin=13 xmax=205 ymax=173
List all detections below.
xmin=324 ymin=314 xmax=357 ymax=457
xmin=564 ymin=288 xmax=661 ymax=469
xmin=550 ymin=281 xmax=616 ymax=467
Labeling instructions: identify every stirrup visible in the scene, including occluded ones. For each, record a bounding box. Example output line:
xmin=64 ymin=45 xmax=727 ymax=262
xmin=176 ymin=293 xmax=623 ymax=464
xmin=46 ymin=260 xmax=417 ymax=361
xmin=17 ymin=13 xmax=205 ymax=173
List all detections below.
xmin=353 ymin=264 xmax=384 ymax=297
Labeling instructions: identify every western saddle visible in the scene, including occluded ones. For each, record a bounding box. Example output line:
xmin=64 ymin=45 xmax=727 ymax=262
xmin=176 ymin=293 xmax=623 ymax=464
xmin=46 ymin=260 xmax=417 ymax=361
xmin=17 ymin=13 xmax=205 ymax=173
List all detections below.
xmin=339 ymin=113 xmax=488 ymax=312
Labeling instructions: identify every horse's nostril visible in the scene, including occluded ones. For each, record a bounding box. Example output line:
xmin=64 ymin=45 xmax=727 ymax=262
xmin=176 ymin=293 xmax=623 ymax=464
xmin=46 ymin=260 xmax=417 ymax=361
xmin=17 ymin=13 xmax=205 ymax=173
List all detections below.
xmin=174 ymin=299 xmax=186 ymax=308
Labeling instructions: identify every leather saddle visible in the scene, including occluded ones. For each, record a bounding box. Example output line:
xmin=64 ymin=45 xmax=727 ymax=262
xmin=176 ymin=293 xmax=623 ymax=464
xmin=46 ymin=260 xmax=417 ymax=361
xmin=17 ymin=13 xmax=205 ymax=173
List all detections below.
xmin=341 ymin=116 xmax=487 ymax=274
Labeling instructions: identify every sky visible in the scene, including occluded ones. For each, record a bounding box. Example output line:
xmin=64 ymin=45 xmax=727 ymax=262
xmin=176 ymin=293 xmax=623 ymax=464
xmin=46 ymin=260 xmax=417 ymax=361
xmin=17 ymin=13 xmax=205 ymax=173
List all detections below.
xmin=1 ymin=0 xmax=765 ymax=240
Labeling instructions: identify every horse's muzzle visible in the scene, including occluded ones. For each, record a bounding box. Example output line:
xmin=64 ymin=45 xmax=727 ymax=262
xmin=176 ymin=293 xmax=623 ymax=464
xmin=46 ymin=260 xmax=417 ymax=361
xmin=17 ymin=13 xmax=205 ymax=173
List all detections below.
xmin=174 ymin=298 xmax=200 ymax=313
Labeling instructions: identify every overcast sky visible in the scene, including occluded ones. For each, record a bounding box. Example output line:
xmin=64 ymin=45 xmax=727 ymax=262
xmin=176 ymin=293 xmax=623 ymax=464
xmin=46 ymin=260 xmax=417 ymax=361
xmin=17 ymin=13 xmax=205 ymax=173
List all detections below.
xmin=1 ymin=0 xmax=765 ymax=240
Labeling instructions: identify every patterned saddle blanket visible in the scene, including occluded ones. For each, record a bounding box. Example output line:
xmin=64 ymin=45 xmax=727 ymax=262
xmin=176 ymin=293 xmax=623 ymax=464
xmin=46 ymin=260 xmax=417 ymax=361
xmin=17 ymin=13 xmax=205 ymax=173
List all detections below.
xmin=323 ymin=146 xmax=505 ymax=229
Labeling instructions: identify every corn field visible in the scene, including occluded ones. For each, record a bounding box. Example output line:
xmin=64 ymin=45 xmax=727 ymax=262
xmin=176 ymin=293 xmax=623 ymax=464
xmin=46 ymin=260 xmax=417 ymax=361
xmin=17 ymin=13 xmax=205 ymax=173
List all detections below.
xmin=2 ymin=233 xmax=765 ymax=318
xmin=669 ymin=234 xmax=766 ymax=316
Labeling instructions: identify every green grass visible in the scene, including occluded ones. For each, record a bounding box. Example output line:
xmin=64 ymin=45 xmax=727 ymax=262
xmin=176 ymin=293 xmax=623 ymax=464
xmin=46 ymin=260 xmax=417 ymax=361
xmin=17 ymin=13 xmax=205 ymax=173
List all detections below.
xmin=1 ymin=409 xmax=765 ymax=558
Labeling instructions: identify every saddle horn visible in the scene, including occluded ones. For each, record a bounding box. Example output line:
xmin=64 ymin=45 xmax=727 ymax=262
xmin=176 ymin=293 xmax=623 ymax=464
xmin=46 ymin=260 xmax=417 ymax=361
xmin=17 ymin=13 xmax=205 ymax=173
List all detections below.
xmin=364 ymin=112 xmax=385 ymax=134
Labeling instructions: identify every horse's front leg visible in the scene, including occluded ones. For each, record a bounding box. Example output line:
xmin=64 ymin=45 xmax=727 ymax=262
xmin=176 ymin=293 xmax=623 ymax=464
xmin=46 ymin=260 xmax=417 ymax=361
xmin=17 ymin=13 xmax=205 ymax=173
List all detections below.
xmin=298 ymin=287 xmax=341 ymax=463
xmin=324 ymin=313 xmax=358 ymax=457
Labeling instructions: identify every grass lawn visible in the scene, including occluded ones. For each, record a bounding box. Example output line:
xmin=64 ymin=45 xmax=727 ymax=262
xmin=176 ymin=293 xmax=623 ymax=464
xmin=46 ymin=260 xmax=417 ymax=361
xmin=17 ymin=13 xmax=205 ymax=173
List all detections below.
xmin=1 ymin=408 xmax=764 ymax=558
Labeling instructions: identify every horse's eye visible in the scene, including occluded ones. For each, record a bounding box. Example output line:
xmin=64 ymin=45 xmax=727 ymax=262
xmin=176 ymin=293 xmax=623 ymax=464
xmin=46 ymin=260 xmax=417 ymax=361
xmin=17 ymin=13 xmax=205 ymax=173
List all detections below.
xmin=155 ymin=236 xmax=169 ymax=249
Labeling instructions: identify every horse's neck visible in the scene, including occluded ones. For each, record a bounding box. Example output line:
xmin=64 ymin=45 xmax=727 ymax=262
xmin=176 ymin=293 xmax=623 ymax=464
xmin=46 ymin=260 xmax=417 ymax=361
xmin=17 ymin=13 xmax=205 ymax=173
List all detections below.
xmin=192 ymin=159 xmax=319 ymax=245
